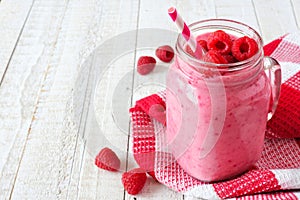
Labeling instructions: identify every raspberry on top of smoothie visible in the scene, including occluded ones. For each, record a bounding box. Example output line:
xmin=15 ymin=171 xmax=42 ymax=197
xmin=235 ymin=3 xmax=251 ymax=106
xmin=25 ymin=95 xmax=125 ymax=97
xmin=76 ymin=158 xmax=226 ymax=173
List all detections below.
xmin=186 ymin=30 xmax=258 ymax=63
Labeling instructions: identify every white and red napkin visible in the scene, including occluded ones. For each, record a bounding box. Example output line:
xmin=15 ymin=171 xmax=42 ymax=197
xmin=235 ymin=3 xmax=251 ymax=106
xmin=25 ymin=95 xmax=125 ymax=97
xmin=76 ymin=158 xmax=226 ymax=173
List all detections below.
xmin=130 ymin=32 xmax=300 ymax=199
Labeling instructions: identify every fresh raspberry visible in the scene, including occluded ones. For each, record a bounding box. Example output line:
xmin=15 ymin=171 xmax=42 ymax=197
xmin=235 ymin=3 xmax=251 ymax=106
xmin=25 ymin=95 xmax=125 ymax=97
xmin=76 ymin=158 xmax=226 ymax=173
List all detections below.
xmin=223 ymin=54 xmax=238 ymax=63
xmin=203 ymin=50 xmax=228 ymax=64
xmin=231 ymin=36 xmax=258 ymax=61
xmin=147 ymin=171 xmax=158 ymax=181
xmin=137 ymin=56 xmax=156 ymax=75
xmin=149 ymin=104 xmax=166 ymax=125
xmin=197 ymin=39 xmax=208 ymax=51
xmin=122 ymin=168 xmax=147 ymax=195
xmin=95 ymin=147 xmax=121 ymax=172
xmin=207 ymin=30 xmax=233 ymax=55
xmin=155 ymin=45 xmax=174 ymax=62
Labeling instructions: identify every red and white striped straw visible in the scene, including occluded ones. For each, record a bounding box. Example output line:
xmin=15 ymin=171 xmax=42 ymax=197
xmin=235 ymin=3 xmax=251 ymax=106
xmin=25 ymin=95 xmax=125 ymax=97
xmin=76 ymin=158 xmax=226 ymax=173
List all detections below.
xmin=168 ymin=7 xmax=197 ymax=51
xmin=168 ymin=7 xmax=205 ymax=57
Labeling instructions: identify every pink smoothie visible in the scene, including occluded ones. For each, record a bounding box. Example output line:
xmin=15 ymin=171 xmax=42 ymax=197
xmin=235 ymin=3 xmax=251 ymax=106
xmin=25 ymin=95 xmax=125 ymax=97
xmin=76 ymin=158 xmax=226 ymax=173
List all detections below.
xmin=166 ymin=33 xmax=271 ymax=182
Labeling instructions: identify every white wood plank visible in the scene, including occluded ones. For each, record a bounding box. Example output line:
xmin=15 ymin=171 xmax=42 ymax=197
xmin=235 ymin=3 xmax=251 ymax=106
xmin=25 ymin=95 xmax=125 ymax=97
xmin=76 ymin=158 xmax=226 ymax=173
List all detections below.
xmin=215 ymin=0 xmax=259 ymax=33
xmin=66 ymin=0 xmax=140 ymax=200
xmin=176 ymin=0 xmax=216 ymax=23
xmin=253 ymin=0 xmax=298 ymax=43
xmin=76 ymin=49 xmax=138 ymax=200
xmin=291 ymin=0 xmax=300 ymax=28
xmin=8 ymin=0 xmax=139 ymax=198
xmin=0 ymin=0 xmax=70 ymax=199
xmin=0 ymin=0 xmax=33 ymax=81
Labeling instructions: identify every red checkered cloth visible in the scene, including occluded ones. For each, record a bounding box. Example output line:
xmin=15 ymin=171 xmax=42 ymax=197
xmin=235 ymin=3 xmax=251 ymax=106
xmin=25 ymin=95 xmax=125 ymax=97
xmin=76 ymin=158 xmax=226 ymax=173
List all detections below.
xmin=129 ymin=32 xmax=300 ymax=199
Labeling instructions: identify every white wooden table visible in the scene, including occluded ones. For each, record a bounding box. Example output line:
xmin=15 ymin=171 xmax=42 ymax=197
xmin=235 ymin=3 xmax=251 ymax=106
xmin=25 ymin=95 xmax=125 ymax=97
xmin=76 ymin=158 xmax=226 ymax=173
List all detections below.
xmin=0 ymin=0 xmax=299 ymax=199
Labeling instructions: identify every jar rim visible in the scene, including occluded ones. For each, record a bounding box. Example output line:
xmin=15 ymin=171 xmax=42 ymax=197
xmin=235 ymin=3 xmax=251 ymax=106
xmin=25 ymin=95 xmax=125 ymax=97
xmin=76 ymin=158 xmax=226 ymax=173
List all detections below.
xmin=176 ymin=18 xmax=264 ymax=72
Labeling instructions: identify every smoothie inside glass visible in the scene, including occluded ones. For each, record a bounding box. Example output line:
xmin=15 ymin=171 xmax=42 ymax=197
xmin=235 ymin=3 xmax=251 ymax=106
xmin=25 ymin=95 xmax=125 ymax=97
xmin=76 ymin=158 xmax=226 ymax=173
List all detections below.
xmin=166 ymin=19 xmax=281 ymax=182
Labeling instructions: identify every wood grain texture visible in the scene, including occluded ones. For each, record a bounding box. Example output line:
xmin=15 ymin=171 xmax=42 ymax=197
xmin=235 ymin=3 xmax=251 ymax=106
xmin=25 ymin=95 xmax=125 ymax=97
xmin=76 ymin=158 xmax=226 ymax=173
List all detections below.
xmin=176 ymin=0 xmax=216 ymax=22
xmin=291 ymin=0 xmax=300 ymax=28
xmin=8 ymin=0 xmax=138 ymax=199
xmin=68 ymin=1 xmax=140 ymax=200
xmin=0 ymin=1 xmax=70 ymax=199
xmin=253 ymin=0 xmax=298 ymax=43
xmin=0 ymin=0 xmax=33 ymax=82
xmin=215 ymin=0 xmax=259 ymax=32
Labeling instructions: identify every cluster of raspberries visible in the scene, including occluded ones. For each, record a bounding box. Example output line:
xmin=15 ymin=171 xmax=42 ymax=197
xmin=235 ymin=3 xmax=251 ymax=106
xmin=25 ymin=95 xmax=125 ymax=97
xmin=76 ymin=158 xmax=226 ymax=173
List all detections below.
xmin=95 ymin=147 xmax=155 ymax=195
xmin=189 ymin=30 xmax=259 ymax=64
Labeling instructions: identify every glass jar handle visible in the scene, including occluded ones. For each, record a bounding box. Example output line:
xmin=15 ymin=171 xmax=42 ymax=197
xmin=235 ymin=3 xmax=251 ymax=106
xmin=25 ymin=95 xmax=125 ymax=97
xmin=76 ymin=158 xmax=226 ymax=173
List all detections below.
xmin=263 ymin=56 xmax=282 ymax=120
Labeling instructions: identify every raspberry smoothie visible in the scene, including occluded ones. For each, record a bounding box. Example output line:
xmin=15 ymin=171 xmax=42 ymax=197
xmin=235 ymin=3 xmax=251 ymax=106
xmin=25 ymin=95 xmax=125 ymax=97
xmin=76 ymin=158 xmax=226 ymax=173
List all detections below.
xmin=166 ymin=20 xmax=273 ymax=182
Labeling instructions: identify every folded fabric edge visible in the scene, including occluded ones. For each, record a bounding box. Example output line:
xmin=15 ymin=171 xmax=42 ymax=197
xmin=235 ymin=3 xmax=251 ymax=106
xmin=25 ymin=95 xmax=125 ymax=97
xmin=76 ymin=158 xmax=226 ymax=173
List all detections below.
xmin=228 ymin=191 xmax=300 ymax=200
xmin=271 ymin=169 xmax=300 ymax=190
xmin=184 ymin=168 xmax=300 ymax=199
xmin=184 ymin=184 xmax=221 ymax=200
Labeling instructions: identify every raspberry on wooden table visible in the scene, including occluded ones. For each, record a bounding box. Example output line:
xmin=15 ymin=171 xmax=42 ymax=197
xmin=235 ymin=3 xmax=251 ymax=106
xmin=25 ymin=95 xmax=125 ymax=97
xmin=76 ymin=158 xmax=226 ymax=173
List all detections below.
xmin=137 ymin=56 xmax=156 ymax=75
xmin=147 ymin=171 xmax=158 ymax=181
xmin=149 ymin=104 xmax=166 ymax=125
xmin=155 ymin=45 xmax=174 ymax=62
xmin=95 ymin=147 xmax=121 ymax=172
xmin=122 ymin=168 xmax=147 ymax=195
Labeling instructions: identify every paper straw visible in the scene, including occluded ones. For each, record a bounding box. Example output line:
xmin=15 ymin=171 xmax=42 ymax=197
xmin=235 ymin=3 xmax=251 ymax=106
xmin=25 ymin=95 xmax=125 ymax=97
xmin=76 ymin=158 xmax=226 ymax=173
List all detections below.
xmin=168 ymin=7 xmax=205 ymax=57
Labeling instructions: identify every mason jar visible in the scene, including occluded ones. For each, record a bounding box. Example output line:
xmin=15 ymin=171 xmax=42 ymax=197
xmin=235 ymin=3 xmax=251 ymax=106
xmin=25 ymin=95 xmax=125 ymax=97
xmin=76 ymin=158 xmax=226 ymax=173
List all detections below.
xmin=166 ymin=19 xmax=281 ymax=182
